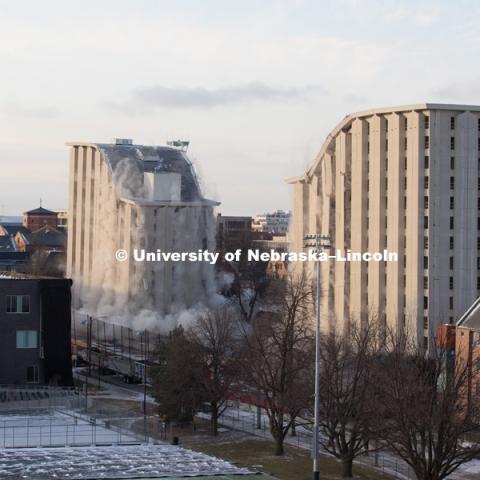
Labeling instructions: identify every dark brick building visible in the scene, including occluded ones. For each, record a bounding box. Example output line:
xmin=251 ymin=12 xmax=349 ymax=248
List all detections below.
xmin=0 ymin=273 xmax=73 ymax=385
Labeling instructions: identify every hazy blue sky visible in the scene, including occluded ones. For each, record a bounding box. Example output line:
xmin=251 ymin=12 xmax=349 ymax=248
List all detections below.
xmin=1 ymin=0 xmax=479 ymax=216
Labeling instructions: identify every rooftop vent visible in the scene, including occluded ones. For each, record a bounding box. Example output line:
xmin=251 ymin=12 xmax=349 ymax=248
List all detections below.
xmin=113 ymin=138 xmax=133 ymax=145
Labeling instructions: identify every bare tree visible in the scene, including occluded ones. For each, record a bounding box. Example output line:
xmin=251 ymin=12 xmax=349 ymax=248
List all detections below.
xmin=188 ymin=306 xmax=240 ymax=436
xmin=318 ymin=320 xmax=380 ymax=478
xmin=151 ymin=327 xmax=205 ymax=423
xmin=372 ymin=329 xmax=480 ymax=480
xmin=240 ymin=272 xmax=314 ymax=455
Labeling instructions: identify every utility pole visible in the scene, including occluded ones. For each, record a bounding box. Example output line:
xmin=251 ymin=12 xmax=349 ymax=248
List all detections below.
xmin=81 ymin=315 xmax=93 ymax=411
xmin=304 ymin=234 xmax=332 ymax=480
xmin=144 ymin=329 xmax=148 ymax=442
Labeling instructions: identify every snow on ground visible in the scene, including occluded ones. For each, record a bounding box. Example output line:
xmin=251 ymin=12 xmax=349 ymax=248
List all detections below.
xmin=0 ymin=444 xmax=252 ymax=479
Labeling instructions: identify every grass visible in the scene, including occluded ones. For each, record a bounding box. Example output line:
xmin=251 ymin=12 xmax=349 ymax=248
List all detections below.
xmin=183 ymin=437 xmax=391 ymax=480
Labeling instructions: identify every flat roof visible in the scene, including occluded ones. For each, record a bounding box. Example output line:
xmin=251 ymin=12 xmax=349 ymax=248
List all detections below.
xmin=349 ymin=103 xmax=480 ymax=119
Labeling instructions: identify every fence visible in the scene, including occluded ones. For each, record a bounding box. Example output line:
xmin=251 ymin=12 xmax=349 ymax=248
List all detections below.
xmin=0 ymin=386 xmax=82 ymax=413
xmin=0 ymin=410 xmax=144 ymax=448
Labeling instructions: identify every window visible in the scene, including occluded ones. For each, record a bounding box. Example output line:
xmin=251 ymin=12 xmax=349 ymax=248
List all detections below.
xmin=478 ymin=138 xmax=480 ymax=152
xmin=450 ymin=257 xmax=454 ymax=269
xmin=450 ymin=237 xmax=454 ymax=249
xmin=26 ymin=366 xmax=39 ymax=383
xmin=451 ymin=137 xmax=455 ymax=150
xmin=478 ymin=258 xmax=480 ymax=271
xmin=478 ymin=118 xmax=480 ymax=132
xmin=385 ymin=157 xmax=388 ymax=171
xmin=404 ymin=138 xmax=407 ymax=150
xmin=424 ymin=156 xmax=429 ymax=169
xmin=424 ymin=296 xmax=428 ymax=309
xmin=424 ymin=176 xmax=429 ymax=189
xmin=405 ymin=157 xmax=408 ymax=170
xmin=386 ymin=139 xmax=389 ymax=152
xmin=449 ymin=277 xmax=454 ymax=290
xmin=424 ymin=256 xmax=429 ymax=269
xmin=424 ymin=237 xmax=429 ymax=249
xmin=404 ymin=177 xmax=407 ymax=189
xmin=450 ymin=217 xmax=454 ymax=229
xmin=450 ymin=197 xmax=454 ymax=210
xmin=425 ymin=136 xmax=430 ymax=149
xmin=450 ymin=177 xmax=455 ymax=190
xmin=449 ymin=297 xmax=454 ymax=310
xmin=478 ymin=238 xmax=480 ymax=250
xmin=424 ymin=277 xmax=428 ymax=289
xmin=478 ymin=277 xmax=480 ymax=290
xmin=424 ymin=216 xmax=429 ymax=229
xmin=424 ymin=196 xmax=429 ymax=209
xmin=424 ymin=116 xmax=429 ymax=130
xmin=16 ymin=331 xmax=37 ymax=349
xmin=450 ymin=116 xmax=455 ymax=130
xmin=423 ymin=317 xmax=428 ymax=329
xmin=450 ymin=157 xmax=454 ymax=170
xmin=6 ymin=295 xmax=30 ymax=313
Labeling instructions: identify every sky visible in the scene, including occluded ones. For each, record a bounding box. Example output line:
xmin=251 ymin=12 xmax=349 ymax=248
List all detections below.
xmin=1 ymin=0 xmax=480 ymax=216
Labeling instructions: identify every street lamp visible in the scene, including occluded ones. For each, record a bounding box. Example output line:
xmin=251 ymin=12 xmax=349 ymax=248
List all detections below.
xmin=304 ymin=233 xmax=332 ymax=480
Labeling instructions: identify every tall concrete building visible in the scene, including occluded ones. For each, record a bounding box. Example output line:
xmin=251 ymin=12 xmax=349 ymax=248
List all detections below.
xmin=66 ymin=139 xmax=219 ymax=321
xmin=289 ymin=104 xmax=480 ymax=346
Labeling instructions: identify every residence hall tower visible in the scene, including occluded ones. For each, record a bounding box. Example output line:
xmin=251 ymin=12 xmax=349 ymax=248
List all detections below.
xmin=66 ymin=139 xmax=219 ymax=320
xmin=289 ymin=104 xmax=480 ymax=347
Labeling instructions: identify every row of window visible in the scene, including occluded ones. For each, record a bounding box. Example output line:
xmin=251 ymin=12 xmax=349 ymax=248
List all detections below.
xmin=367 ymin=116 xmax=480 ymax=135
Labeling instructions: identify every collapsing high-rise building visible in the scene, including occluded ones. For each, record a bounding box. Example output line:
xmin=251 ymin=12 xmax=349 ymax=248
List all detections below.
xmin=66 ymin=139 xmax=219 ymax=325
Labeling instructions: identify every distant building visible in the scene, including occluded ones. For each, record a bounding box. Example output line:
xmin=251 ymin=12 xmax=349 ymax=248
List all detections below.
xmin=216 ymin=214 xmax=253 ymax=253
xmin=23 ymin=207 xmax=58 ymax=232
xmin=0 ymin=223 xmax=30 ymax=237
xmin=15 ymin=225 xmax=66 ymax=254
xmin=53 ymin=209 xmax=68 ymax=231
xmin=0 ymin=224 xmax=30 ymax=272
xmin=0 ymin=272 xmax=73 ymax=385
xmin=253 ymin=210 xmax=291 ymax=235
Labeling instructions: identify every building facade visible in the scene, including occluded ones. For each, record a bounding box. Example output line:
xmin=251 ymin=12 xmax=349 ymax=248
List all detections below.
xmin=253 ymin=210 xmax=291 ymax=235
xmin=289 ymin=104 xmax=480 ymax=346
xmin=0 ymin=273 xmax=73 ymax=385
xmin=23 ymin=207 xmax=58 ymax=232
xmin=66 ymin=139 xmax=219 ymax=319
